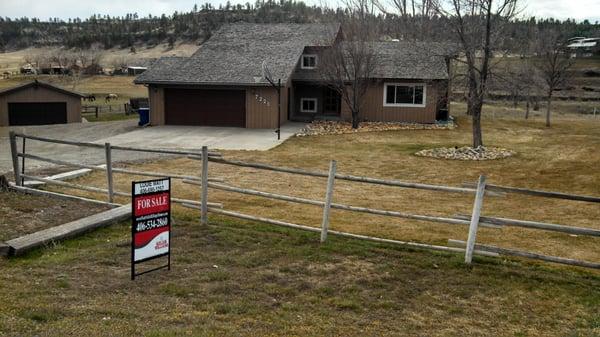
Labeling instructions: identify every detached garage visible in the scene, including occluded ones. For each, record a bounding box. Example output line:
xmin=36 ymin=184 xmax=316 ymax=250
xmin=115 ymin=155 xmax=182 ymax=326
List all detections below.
xmin=0 ymin=80 xmax=83 ymax=126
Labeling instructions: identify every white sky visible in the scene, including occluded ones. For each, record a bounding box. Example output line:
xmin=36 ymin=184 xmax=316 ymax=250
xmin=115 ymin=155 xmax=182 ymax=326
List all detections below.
xmin=0 ymin=0 xmax=598 ymax=23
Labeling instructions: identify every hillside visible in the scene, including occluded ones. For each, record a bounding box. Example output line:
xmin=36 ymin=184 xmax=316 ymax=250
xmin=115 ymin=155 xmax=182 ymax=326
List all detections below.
xmin=0 ymin=42 xmax=199 ymax=73
xmin=0 ymin=1 xmax=598 ymax=52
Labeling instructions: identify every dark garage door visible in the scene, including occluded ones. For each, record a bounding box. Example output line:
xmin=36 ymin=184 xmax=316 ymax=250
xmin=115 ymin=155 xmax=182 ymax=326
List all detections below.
xmin=164 ymin=89 xmax=245 ymax=127
xmin=8 ymin=102 xmax=67 ymax=126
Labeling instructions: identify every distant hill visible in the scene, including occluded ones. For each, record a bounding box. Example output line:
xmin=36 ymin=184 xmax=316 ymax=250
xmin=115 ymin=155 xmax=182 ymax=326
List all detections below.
xmin=0 ymin=1 xmax=332 ymax=51
xmin=0 ymin=1 xmax=598 ymax=53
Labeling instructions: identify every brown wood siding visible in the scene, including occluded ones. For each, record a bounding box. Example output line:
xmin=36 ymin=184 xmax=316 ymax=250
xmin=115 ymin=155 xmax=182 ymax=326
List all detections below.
xmin=246 ymin=86 xmax=288 ymax=128
xmin=341 ymin=80 xmax=443 ymax=124
xmin=148 ymin=86 xmax=165 ymax=125
xmin=0 ymin=86 xmax=81 ymax=126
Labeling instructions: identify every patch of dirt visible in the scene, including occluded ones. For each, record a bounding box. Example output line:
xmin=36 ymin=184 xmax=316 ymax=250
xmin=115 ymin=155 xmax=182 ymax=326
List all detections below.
xmin=296 ymin=120 xmax=456 ymax=136
xmin=0 ymin=190 xmax=111 ymax=242
xmin=415 ymin=146 xmax=515 ymax=160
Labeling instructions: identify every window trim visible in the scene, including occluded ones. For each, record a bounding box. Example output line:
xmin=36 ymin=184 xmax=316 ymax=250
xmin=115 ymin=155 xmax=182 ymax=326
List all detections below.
xmin=301 ymin=54 xmax=318 ymax=69
xmin=383 ymin=83 xmax=427 ymax=107
xmin=300 ymin=98 xmax=318 ymax=113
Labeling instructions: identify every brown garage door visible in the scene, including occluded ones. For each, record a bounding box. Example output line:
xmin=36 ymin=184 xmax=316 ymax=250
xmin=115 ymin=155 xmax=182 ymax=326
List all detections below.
xmin=164 ymin=88 xmax=245 ymax=127
xmin=8 ymin=102 xmax=67 ymax=126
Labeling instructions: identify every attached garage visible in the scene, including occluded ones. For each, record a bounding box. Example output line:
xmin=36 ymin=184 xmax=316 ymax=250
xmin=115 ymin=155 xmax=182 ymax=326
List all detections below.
xmin=164 ymin=88 xmax=246 ymax=127
xmin=0 ymin=81 xmax=83 ymax=127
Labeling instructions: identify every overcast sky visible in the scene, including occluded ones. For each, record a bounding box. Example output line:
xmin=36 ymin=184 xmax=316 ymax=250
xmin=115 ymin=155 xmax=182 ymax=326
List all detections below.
xmin=1 ymin=0 xmax=599 ymax=23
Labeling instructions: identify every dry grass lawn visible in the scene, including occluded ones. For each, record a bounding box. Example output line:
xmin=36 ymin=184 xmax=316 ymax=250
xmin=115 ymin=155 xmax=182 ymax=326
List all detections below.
xmin=1 ymin=104 xmax=599 ymax=336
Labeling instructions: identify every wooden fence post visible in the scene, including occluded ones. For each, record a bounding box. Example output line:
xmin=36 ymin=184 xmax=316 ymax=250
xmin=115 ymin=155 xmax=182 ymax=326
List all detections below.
xmin=465 ymin=175 xmax=486 ymax=264
xmin=320 ymin=160 xmax=337 ymax=243
xmin=105 ymin=143 xmax=114 ymax=203
xmin=201 ymin=146 xmax=209 ymax=225
xmin=9 ymin=131 xmax=21 ymax=186
xmin=20 ymin=136 xmax=26 ymax=185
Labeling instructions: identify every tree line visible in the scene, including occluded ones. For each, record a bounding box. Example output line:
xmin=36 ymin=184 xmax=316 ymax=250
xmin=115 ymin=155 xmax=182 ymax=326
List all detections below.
xmin=0 ymin=0 xmax=598 ymax=52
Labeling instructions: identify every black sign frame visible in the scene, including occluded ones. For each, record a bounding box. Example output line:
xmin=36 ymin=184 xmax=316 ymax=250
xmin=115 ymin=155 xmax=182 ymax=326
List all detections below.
xmin=131 ymin=177 xmax=171 ymax=280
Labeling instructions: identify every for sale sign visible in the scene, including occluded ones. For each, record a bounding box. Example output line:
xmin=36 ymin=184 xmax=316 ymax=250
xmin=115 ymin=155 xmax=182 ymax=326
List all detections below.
xmin=131 ymin=178 xmax=171 ymax=280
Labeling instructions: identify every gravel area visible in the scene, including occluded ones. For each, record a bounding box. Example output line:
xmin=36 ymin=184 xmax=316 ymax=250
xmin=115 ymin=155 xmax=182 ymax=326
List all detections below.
xmin=415 ymin=146 xmax=515 ymax=160
xmin=296 ymin=120 xmax=455 ymax=136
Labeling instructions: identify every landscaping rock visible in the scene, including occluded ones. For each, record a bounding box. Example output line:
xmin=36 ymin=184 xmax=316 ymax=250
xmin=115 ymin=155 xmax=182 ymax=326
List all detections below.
xmin=415 ymin=146 xmax=515 ymax=161
xmin=296 ymin=120 xmax=455 ymax=136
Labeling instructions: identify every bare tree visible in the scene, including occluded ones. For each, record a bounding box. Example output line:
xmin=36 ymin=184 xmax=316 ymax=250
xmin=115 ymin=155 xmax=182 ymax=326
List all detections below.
xmin=320 ymin=0 xmax=379 ymax=129
xmin=534 ymin=31 xmax=573 ymax=127
xmin=374 ymin=0 xmax=439 ymax=40
xmin=435 ymin=0 xmax=518 ymax=147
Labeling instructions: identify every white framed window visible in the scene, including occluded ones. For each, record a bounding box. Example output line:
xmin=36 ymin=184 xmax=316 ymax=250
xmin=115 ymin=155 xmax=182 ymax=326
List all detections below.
xmin=383 ymin=83 xmax=426 ymax=107
xmin=300 ymin=98 xmax=318 ymax=113
xmin=301 ymin=54 xmax=317 ymax=69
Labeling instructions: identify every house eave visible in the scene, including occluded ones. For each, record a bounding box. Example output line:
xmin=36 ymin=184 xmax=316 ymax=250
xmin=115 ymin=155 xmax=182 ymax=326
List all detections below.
xmin=134 ymin=80 xmax=275 ymax=87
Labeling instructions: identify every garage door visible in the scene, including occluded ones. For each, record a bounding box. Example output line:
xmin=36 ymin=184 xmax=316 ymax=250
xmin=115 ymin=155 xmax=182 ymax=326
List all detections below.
xmin=164 ymin=89 xmax=245 ymax=127
xmin=8 ymin=102 xmax=67 ymax=126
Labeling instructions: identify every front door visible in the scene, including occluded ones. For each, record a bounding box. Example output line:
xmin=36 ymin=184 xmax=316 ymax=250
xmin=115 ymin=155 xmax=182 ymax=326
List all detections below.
xmin=323 ymin=87 xmax=341 ymax=116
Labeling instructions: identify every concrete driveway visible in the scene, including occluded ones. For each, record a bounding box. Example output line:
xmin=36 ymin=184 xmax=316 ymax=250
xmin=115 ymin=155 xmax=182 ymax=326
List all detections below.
xmin=100 ymin=122 xmax=305 ymax=151
xmin=0 ymin=121 xmax=305 ymax=174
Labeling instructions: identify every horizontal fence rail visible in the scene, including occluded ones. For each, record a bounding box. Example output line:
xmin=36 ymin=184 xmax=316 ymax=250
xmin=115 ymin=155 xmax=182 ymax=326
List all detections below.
xmin=207 ymin=157 xmax=485 ymax=195
xmin=20 ymin=173 xmax=223 ymax=208
xmin=449 ymin=240 xmax=600 ymax=269
xmin=463 ymin=182 xmax=600 ymax=203
xmin=454 ymin=214 xmax=600 ymax=237
xmin=198 ymin=206 xmax=500 ymax=258
xmin=13 ymin=132 xmax=222 ymax=157
xmin=204 ymin=181 xmax=502 ymax=228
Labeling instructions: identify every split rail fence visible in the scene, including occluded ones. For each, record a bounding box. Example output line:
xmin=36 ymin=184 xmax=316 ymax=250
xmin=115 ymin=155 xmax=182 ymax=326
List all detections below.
xmin=8 ymin=132 xmax=600 ymax=270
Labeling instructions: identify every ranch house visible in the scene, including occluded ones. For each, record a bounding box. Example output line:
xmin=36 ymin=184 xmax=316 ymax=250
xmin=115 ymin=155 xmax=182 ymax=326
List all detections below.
xmin=134 ymin=23 xmax=455 ymax=128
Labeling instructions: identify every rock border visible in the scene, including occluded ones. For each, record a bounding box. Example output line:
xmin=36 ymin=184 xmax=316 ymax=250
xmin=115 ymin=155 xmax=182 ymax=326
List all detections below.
xmin=415 ymin=146 xmax=515 ymax=161
xmin=296 ymin=119 xmax=456 ymax=137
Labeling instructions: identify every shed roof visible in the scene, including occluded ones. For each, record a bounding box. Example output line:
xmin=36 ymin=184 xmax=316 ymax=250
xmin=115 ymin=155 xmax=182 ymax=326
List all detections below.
xmin=135 ymin=23 xmax=340 ymax=86
xmin=0 ymin=80 xmax=85 ymax=98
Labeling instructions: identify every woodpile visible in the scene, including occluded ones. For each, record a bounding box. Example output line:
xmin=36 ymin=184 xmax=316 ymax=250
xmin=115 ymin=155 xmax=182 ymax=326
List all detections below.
xmin=297 ymin=120 xmax=455 ymax=136
xmin=415 ymin=146 xmax=515 ymax=160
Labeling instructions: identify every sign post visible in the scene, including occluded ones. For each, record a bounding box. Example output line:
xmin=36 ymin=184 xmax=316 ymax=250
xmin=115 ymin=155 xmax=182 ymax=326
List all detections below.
xmin=131 ymin=178 xmax=171 ymax=280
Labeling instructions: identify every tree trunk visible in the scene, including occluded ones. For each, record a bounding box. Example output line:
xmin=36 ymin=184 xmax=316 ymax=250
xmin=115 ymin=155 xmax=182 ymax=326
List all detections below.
xmin=470 ymin=100 xmax=483 ymax=147
xmin=546 ymin=91 xmax=552 ymax=127
xmin=525 ymin=98 xmax=530 ymax=119
xmin=351 ymin=109 xmax=360 ymax=129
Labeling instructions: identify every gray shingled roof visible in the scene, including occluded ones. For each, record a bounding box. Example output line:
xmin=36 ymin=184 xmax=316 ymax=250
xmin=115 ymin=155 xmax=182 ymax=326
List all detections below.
xmin=135 ymin=23 xmax=340 ymax=86
xmin=372 ymin=41 xmax=457 ymax=80
xmin=292 ymin=41 xmax=457 ymax=82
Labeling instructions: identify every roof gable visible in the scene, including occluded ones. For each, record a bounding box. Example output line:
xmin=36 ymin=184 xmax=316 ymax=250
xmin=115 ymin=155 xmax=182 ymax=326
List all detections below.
xmin=0 ymin=80 xmax=85 ymax=98
xmin=135 ymin=23 xmax=340 ymax=86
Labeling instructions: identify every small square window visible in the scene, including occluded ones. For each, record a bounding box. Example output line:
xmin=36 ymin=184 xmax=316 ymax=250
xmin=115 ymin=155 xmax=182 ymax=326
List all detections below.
xmin=301 ymin=55 xmax=317 ymax=69
xmin=301 ymin=98 xmax=317 ymax=113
